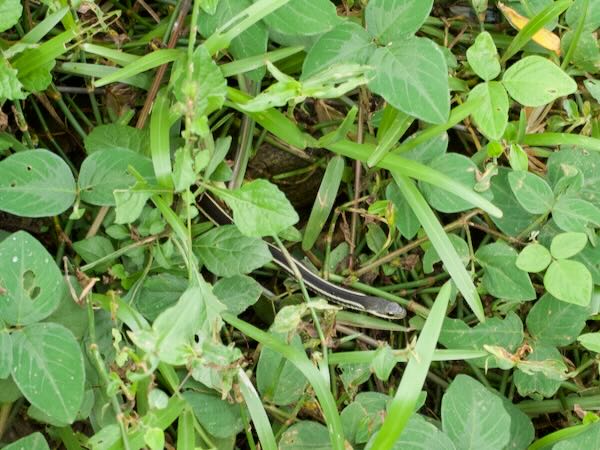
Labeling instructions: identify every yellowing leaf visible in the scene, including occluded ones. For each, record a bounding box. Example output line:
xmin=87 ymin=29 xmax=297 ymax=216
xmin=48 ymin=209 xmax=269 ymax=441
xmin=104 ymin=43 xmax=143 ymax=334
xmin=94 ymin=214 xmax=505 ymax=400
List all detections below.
xmin=498 ymin=2 xmax=561 ymax=55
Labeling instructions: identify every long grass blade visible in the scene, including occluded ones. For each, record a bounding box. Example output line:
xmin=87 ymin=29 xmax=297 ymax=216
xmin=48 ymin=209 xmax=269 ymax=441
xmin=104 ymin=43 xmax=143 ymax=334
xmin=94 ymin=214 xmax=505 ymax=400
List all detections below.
xmin=237 ymin=369 xmax=277 ymax=450
xmin=94 ymin=49 xmax=181 ymax=87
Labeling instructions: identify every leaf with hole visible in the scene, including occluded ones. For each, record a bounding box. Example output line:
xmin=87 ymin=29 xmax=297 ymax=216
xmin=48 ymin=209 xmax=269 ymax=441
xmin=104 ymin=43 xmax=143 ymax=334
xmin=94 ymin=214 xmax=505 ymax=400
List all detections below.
xmin=502 ymin=56 xmax=577 ymax=107
xmin=12 ymin=323 xmax=84 ymax=424
xmin=368 ymin=37 xmax=449 ymax=124
xmin=544 ymin=259 xmax=593 ymax=306
xmin=0 ymin=231 xmax=64 ymax=326
xmin=0 ymin=149 xmax=76 ymax=217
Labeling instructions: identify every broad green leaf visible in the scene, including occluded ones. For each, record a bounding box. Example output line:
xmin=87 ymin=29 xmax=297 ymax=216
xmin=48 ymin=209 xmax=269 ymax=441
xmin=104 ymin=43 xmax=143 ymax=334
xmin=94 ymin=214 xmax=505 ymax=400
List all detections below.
xmin=386 ymin=182 xmax=420 ymax=240
xmin=513 ymin=343 xmax=565 ymax=398
xmin=468 ymin=82 xmax=508 ymax=140
xmin=12 ymin=323 xmax=84 ymax=424
xmin=184 ymin=391 xmax=245 ymax=439
xmin=45 ymin=277 xmax=88 ymax=340
xmin=259 ymin=0 xmax=340 ymax=47
xmin=497 ymin=396 xmax=535 ymax=450
xmin=489 ymin=168 xmax=538 ymax=236
xmin=211 ymin=180 xmax=299 ymax=237
xmin=586 ymin=79 xmax=600 ymax=102
xmin=137 ymin=273 xmax=187 ymax=321
xmin=508 ymin=170 xmax=555 ymax=214
xmin=78 ymin=149 xmax=154 ymax=206
xmin=375 ymin=414 xmax=456 ymax=450
xmin=508 ymin=144 xmax=529 ymax=172
xmin=213 ymin=275 xmax=263 ymax=316
xmin=544 ymin=259 xmax=593 ymax=306
xmin=441 ymin=375 xmax=511 ymax=450
xmin=420 ymin=153 xmax=480 ymax=213
xmin=2 ymin=433 xmax=49 ymax=450
xmin=466 ymin=31 xmax=501 ymax=81
xmin=114 ymin=189 xmax=151 ymax=224
xmin=562 ymin=30 xmax=600 ymax=73
xmin=302 ymin=22 xmax=375 ymax=79
xmin=476 ymin=242 xmax=536 ymax=302
xmin=0 ymin=231 xmax=64 ymax=326
xmin=439 ymin=312 xmax=524 ymax=369
xmin=302 ymin=155 xmax=345 ymax=251
xmin=0 ymin=149 xmax=76 ymax=217
xmin=0 ymin=60 xmax=25 ymax=100
xmin=516 ymin=243 xmax=552 ymax=273
xmin=0 ymin=377 xmax=21 ymax=403
xmin=550 ymin=232 xmax=588 ymax=259
xmin=72 ymin=236 xmax=115 ymax=274
xmin=553 ymin=196 xmax=600 ymax=232
xmin=193 ymin=225 xmax=272 ymax=276
xmin=0 ymin=328 xmax=11 ymax=378
xmin=566 ymin=0 xmax=600 ymax=31
xmin=547 ymin=148 xmax=600 ymax=209
xmin=400 ymin=132 xmax=448 ymax=164
xmin=198 ymin=0 xmax=268 ymax=82
xmin=257 ymin=333 xmax=307 ymax=406
xmin=578 ymin=333 xmax=600 ymax=352
xmin=365 ymin=0 xmax=433 ymax=44
xmin=279 ymin=421 xmax=330 ymax=450
xmin=368 ymin=37 xmax=450 ymax=124
xmin=0 ymin=0 xmax=22 ymax=32
xmin=502 ymin=56 xmax=577 ymax=107
xmin=341 ymin=392 xmax=389 ymax=445
xmin=84 ymin=124 xmax=148 ymax=154
xmin=526 ymin=293 xmax=588 ymax=346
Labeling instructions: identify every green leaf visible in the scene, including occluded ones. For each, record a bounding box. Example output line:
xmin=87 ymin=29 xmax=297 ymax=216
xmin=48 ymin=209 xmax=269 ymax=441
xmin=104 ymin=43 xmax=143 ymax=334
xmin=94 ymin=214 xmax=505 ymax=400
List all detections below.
xmin=137 ymin=273 xmax=188 ymax=321
xmin=423 ymin=234 xmax=469 ymax=274
xmin=553 ymin=422 xmax=600 ymax=450
xmin=256 ymin=333 xmax=307 ymax=406
xmin=211 ymin=180 xmax=299 ymax=237
xmin=441 ymin=375 xmax=511 ymax=450
xmin=420 ymin=153 xmax=481 ymax=213
xmin=213 ymin=275 xmax=263 ymax=316
xmin=489 ymin=168 xmax=538 ymax=237
xmin=497 ymin=396 xmax=535 ymax=450
xmin=72 ymin=236 xmax=116 ymax=274
xmin=0 ymin=149 xmax=76 ymax=217
xmin=513 ymin=343 xmax=565 ymax=398
xmin=508 ymin=170 xmax=555 ymax=214
xmin=0 ymin=328 xmax=12 ymax=378
xmin=578 ymin=333 xmax=600 ymax=352
xmin=516 ymin=243 xmax=552 ymax=273
xmin=78 ymin=149 xmax=154 ymax=206
xmin=302 ymin=22 xmax=375 ymax=80
xmin=547 ymin=148 xmax=600 ymax=209
xmin=184 ymin=391 xmax=245 ymax=438
xmin=0 ymin=60 xmax=25 ymax=100
xmin=84 ymin=124 xmax=148 ymax=154
xmin=260 ymin=0 xmax=340 ymax=47
xmin=302 ymin=155 xmax=345 ymax=251
xmin=198 ymin=0 xmax=268 ymax=82
xmin=544 ymin=259 xmax=593 ymax=306
xmin=0 ymin=231 xmax=64 ymax=326
xmin=527 ymin=293 xmax=588 ymax=346
xmin=279 ymin=421 xmax=330 ymax=450
xmin=502 ymin=56 xmax=577 ymax=107
xmin=466 ymin=31 xmax=501 ymax=81
xmin=550 ymin=232 xmax=588 ymax=259
xmin=2 ymin=433 xmax=49 ymax=450
xmin=386 ymin=182 xmax=420 ymax=240
xmin=566 ymin=0 xmax=600 ymax=31
xmin=377 ymin=414 xmax=456 ymax=450
xmin=12 ymin=323 xmax=84 ymax=424
xmin=364 ymin=0 xmax=433 ymax=44
xmin=562 ymin=30 xmax=600 ymax=73
xmin=368 ymin=37 xmax=449 ymax=124
xmin=476 ymin=242 xmax=536 ymax=302
xmin=0 ymin=0 xmax=22 ymax=32
xmin=341 ymin=392 xmax=389 ymax=445
xmin=468 ymin=82 xmax=508 ymax=140
xmin=194 ymin=225 xmax=272 ymax=276
xmin=439 ymin=312 xmax=524 ymax=369
xmin=553 ymin=196 xmax=600 ymax=232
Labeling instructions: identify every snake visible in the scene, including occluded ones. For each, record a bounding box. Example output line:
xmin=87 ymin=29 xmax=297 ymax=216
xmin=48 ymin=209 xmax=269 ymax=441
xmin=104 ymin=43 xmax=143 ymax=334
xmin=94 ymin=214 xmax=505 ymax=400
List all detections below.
xmin=198 ymin=193 xmax=406 ymax=320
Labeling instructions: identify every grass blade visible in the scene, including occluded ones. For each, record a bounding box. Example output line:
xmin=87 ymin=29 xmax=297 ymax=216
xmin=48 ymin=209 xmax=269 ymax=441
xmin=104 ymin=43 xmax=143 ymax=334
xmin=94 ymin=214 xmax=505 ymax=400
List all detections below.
xmin=237 ymin=369 xmax=277 ymax=450
xmin=370 ymin=282 xmax=452 ymax=449
xmin=522 ymin=132 xmax=600 ymax=151
xmin=222 ymin=313 xmax=345 ymax=450
xmin=368 ymin=109 xmax=413 ymax=167
xmin=220 ymin=46 xmax=304 ymax=78
xmin=150 ymin=88 xmax=175 ymax=192
xmin=59 ymin=63 xmax=151 ymax=90
xmin=392 ymin=174 xmax=485 ymax=322
xmin=302 ymin=155 xmax=345 ymax=251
